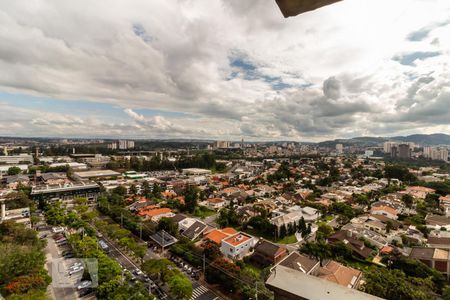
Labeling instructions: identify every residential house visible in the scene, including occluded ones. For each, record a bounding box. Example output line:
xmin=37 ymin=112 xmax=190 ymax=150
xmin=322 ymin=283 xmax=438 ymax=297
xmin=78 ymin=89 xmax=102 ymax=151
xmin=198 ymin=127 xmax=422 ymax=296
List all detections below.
xmin=181 ymin=220 xmax=207 ymax=241
xmin=206 ymin=198 xmax=227 ymax=210
xmin=277 ymin=252 xmax=319 ymax=275
xmin=328 ymin=230 xmax=373 ymax=259
xmin=203 ymin=227 xmax=238 ymax=245
xmin=425 ymin=214 xmax=450 ymax=230
xmin=404 ymin=186 xmax=436 ymax=199
xmin=370 ymin=205 xmax=398 ymax=220
xmin=410 ymin=247 xmax=450 ymax=279
xmin=220 ymin=232 xmax=255 ymax=260
xmin=251 ymin=239 xmax=287 ymax=266
xmin=313 ymin=260 xmax=363 ymax=289
xmin=138 ymin=207 xmax=174 ymax=222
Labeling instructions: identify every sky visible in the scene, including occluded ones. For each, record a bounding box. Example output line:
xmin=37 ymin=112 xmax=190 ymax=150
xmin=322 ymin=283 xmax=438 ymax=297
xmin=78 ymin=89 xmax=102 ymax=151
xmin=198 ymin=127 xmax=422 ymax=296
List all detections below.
xmin=0 ymin=0 xmax=449 ymax=142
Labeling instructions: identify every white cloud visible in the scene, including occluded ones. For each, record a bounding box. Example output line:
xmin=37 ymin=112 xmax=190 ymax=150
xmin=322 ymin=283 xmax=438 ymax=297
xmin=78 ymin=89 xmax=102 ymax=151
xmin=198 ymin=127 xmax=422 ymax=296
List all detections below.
xmin=0 ymin=0 xmax=449 ymax=141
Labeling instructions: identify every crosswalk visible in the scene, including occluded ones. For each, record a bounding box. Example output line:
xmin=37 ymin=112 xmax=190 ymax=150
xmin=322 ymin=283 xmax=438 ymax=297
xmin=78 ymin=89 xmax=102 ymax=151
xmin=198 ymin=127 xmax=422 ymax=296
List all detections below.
xmin=190 ymin=284 xmax=219 ymax=300
xmin=190 ymin=285 xmax=209 ymax=300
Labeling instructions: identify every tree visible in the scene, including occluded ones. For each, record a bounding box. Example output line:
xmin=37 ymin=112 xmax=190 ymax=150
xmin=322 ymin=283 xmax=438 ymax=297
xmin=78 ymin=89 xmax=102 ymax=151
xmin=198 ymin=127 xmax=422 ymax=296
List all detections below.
xmin=44 ymin=202 xmax=66 ymax=226
xmin=141 ymin=181 xmax=151 ymax=198
xmin=279 ymin=224 xmax=287 ymax=239
xmin=7 ymin=166 xmax=22 ymax=176
xmin=157 ymin=217 xmax=178 ymax=236
xmin=363 ymin=268 xmax=433 ymax=300
xmin=386 ymin=220 xmax=393 ymax=234
xmin=316 ymin=223 xmax=334 ymax=240
xmin=425 ymin=193 xmax=441 ymax=210
xmin=384 ymin=165 xmax=417 ymax=183
xmin=112 ymin=185 xmax=127 ymax=196
xmin=401 ymin=194 xmax=414 ymax=208
xmin=331 ymin=241 xmax=352 ymax=259
xmin=129 ymin=184 xmax=138 ymax=195
xmin=299 ymin=240 xmax=331 ymax=266
xmin=168 ymin=274 xmax=192 ymax=299
xmin=183 ymin=186 xmax=198 ymax=213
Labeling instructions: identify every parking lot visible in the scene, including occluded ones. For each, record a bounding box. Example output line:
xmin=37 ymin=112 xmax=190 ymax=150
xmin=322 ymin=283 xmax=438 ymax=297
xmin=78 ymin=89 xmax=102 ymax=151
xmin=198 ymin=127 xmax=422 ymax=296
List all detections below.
xmin=42 ymin=228 xmax=96 ymax=300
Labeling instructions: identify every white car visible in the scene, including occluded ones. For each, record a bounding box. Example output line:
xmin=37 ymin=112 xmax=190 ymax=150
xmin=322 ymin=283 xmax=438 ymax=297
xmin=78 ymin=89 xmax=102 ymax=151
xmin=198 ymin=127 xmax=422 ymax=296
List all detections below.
xmin=134 ymin=269 xmax=144 ymax=276
xmin=69 ymin=262 xmax=83 ymax=270
xmin=69 ymin=266 xmax=84 ymax=275
xmin=77 ymin=280 xmax=92 ymax=290
xmin=52 ymin=226 xmax=65 ymax=234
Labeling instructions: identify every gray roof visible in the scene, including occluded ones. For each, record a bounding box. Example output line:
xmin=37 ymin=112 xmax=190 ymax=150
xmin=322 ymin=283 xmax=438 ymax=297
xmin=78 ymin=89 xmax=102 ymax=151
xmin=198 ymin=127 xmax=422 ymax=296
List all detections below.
xmin=182 ymin=221 xmax=207 ymax=240
xmin=278 ymin=252 xmax=319 ymax=274
xmin=149 ymin=230 xmax=178 ymax=248
xmin=266 ymin=265 xmax=381 ymax=300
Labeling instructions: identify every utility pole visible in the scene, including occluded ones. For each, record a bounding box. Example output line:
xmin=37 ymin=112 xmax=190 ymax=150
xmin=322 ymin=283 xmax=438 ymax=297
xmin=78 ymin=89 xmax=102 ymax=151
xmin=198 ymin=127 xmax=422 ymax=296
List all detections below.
xmin=203 ymin=253 xmax=206 ymax=275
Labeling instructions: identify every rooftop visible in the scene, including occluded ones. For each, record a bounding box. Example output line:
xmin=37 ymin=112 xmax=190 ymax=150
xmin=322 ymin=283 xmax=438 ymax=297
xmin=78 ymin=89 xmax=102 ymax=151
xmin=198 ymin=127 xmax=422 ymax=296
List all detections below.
xmin=266 ymin=265 xmax=381 ymax=300
xmin=223 ymin=232 xmax=253 ymax=247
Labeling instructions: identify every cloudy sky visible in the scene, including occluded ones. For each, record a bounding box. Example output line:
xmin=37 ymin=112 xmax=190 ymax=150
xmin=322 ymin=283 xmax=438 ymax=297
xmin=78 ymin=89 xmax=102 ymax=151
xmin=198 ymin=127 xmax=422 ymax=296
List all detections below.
xmin=0 ymin=0 xmax=449 ymax=141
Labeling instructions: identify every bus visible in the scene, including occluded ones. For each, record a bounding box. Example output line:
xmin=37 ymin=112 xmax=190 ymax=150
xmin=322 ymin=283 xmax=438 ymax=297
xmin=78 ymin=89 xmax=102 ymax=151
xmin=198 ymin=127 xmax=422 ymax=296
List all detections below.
xmin=98 ymin=239 xmax=110 ymax=253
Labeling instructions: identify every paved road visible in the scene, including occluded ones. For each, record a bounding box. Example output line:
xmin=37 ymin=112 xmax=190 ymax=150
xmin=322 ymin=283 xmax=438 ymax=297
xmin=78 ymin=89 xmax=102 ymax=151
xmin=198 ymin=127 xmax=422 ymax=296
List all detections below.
xmin=190 ymin=282 xmax=220 ymax=300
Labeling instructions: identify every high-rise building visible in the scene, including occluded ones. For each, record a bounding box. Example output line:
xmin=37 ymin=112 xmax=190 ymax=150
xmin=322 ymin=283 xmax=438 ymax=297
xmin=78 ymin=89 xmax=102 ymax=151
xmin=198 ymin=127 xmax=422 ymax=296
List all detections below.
xmin=336 ymin=144 xmax=343 ymax=154
xmin=214 ymin=141 xmax=230 ymax=149
xmin=424 ymin=146 xmax=448 ymax=162
xmin=108 ymin=140 xmax=134 ymax=150
xmin=398 ymin=144 xmax=411 ymax=159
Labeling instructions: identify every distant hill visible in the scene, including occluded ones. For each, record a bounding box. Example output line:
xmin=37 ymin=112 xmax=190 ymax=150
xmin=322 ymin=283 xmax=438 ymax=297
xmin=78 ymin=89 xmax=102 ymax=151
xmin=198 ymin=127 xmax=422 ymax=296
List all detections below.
xmin=389 ymin=134 xmax=450 ymax=145
xmin=318 ymin=133 xmax=450 ymax=147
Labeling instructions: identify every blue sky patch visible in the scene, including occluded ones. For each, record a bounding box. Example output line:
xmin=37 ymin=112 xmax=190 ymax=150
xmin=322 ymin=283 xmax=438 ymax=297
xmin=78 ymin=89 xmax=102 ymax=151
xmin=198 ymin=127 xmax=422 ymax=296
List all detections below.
xmin=393 ymin=51 xmax=441 ymax=66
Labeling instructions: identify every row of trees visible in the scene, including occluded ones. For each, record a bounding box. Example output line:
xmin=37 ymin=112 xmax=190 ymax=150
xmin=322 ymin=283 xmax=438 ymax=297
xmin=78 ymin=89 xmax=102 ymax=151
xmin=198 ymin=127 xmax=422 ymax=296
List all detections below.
xmin=142 ymin=259 xmax=192 ymax=299
xmin=107 ymin=152 xmax=226 ymax=172
xmin=68 ymin=234 xmax=152 ymax=299
xmin=0 ymin=222 xmax=51 ymax=299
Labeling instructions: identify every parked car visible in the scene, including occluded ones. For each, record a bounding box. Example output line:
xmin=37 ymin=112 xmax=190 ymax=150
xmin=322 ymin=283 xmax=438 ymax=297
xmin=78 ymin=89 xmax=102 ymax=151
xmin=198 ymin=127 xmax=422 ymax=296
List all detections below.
xmin=69 ymin=266 xmax=84 ymax=275
xmin=78 ymin=288 xmax=94 ymax=297
xmin=134 ymin=269 xmax=144 ymax=276
xmin=62 ymin=249 xmax=72 ymax=256
xmin=77 ymin=280 xmax=92 ymax=290
xmin=63 ymin=252 xmax=74 ymax=259
xmin=52 ymin=226 xmax=65 ymax=234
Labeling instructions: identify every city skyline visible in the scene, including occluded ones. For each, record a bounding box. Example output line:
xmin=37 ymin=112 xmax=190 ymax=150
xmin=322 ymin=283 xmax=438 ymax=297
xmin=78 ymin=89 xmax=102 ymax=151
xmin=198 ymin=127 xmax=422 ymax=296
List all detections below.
xmin=1 ymin=0 xmax=450 ymax=141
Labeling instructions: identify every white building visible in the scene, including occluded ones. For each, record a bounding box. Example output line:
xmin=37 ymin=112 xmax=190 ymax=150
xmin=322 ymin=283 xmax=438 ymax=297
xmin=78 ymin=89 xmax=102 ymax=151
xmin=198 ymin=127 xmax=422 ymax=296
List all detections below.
xmin=336 ymin=144 xmax=343 ymax=154
xmin=220 ymin=232 xmax=255 ymax=260
xmin=0 ymin=154 xmax=33 ymax=164
xmin=424 ymin=146 xmax=448 ymax=162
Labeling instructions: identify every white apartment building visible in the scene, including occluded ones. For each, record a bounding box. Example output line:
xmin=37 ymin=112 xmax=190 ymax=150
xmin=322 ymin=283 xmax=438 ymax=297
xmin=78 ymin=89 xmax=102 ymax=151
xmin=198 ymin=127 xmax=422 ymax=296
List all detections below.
xmin=424 ymin=146 xmax=448 ymax=162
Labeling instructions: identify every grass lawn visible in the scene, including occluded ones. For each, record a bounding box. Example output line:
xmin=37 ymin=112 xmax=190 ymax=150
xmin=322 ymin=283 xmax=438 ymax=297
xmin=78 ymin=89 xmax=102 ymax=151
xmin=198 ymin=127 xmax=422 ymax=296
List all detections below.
xmin=276 ymin=234 xmax=298 ymax=244
xmin=193 ymin=206 xmax=216 ymax=219
xmin=242 ymin=264 xmax=263 ymax=278
xmin=240 ymin=227 xmax=298 ymax=244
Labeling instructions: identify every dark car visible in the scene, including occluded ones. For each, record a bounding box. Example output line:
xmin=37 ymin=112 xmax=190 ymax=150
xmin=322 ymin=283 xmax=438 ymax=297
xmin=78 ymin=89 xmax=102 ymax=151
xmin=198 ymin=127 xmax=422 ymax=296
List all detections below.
xmin=63 ymin=252 xmax=74 ymax=259
xmin=78 ymin=288 xmax=94 ymax=297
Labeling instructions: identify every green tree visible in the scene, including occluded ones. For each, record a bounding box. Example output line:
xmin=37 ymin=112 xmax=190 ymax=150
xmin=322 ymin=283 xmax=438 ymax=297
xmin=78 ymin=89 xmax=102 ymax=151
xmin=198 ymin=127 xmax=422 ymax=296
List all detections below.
xmin=363 ymin=268 xmax=433 ymax=300
xmin=401 ymin=194 xmax=414 ymax=208
xmin=316 ymin=223 xmax=334 ymax=240
xmin=299 ymin=239 xmax=331 ymax=266
xmin=168 ymin=274 xmax=192 ymax=299
xmin=183 ymin=186 xmax=198 ymax=213
xmin=7 ymin=166 xmax=22 ymax=175
xmin=129 ymin=184 xmax=138 ymax=195
xmin=157 ymin=217 xmax=178 ymax=236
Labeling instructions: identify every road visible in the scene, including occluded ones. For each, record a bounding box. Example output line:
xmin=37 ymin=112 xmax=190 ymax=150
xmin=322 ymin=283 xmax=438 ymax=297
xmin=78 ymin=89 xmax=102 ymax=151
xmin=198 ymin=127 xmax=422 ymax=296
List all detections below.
xmin=191 ymin=282 xmax=219 ymax=300
xmin=101 ymin=218 xmax=221 ymax=300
